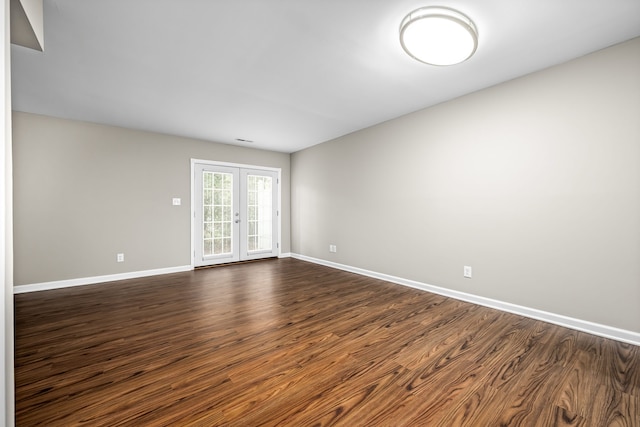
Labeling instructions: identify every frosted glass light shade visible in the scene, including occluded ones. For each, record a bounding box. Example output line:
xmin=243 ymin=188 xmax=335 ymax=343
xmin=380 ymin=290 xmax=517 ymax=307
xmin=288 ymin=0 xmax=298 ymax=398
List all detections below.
xmin=400 ymin=6 xmax=478 ymax=66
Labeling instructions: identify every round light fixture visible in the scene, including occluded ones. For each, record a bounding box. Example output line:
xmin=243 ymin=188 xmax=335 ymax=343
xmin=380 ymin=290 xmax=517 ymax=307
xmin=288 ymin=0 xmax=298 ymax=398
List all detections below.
xmin=399 ymin=6 xmax=478 ymax=66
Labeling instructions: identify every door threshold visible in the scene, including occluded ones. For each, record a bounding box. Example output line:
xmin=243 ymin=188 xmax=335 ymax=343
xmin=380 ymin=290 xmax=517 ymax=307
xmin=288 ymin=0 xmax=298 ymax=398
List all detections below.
xmin=194 ymin=257 xmax=278 ymax=270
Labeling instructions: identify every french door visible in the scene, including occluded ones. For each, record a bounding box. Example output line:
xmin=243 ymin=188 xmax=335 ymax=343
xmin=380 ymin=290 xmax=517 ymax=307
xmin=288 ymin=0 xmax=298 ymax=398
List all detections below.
xmin=193 ymin=162 xmax=279 ymax=267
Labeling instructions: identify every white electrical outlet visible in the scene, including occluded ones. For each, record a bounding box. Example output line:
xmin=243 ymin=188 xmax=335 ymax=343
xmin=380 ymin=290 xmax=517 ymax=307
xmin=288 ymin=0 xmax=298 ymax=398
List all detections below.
xmin=172 ymin=198 xmax=181 ymax=206
xmin=329 ymin=245 xmax=337 ymax=253
xmin=464 ymin=266 xmax=472 ymax=278
xmin=117 ymin=253 xmax=125 ymax=263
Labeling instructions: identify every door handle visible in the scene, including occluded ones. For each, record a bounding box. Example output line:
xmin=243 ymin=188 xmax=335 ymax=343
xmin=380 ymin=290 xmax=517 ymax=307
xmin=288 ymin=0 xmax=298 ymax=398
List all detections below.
xmin=235 ymin=212 xmax=240 ymax=223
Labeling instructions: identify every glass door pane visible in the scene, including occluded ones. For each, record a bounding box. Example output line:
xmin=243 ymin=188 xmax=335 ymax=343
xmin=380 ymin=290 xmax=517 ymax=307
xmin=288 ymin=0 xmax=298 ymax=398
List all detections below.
xmin=202 ymin=171 xmax=233 ymax=256
xmin=247 ymin=174 xmax=272 ymax=252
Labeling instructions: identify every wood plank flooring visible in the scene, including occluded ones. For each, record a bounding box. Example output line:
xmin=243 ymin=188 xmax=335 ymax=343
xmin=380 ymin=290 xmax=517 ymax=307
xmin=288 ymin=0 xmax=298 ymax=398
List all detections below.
xmin=14 ymin=258 xmax=640 ymax=426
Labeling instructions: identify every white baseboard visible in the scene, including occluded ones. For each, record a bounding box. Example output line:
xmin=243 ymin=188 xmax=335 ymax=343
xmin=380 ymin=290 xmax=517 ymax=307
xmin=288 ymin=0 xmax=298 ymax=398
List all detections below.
xmin=291 ymin=253 xmax=640 ymax=346
xmin=13 ymin=265 xmax=193 ymax=294
xmin=278 ymin=252 xmax=292 ymax=258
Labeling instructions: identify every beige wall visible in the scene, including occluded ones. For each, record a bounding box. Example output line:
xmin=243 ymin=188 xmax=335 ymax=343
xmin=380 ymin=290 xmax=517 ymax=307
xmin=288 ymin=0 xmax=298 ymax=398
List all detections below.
xmin=13 ymin=112 xmax=291 ymax=285
xmin=3 ymin=0 xmax=14 ymax=422
xmin=292 ymin=37 xmax=640 ymax=333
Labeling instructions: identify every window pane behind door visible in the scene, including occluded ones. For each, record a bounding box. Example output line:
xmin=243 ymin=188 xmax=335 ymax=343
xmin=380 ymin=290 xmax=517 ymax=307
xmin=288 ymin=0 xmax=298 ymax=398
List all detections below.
xmin=247 ymin=175 xmax=272 ymax=252
xmin=203 ymin=172 xmax=233 ymax=256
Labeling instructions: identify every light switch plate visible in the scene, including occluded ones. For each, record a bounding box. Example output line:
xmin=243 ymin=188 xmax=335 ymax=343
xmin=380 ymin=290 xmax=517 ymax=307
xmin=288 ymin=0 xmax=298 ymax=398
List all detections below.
xmin=464 ymin=266 xmax=472 ymax=278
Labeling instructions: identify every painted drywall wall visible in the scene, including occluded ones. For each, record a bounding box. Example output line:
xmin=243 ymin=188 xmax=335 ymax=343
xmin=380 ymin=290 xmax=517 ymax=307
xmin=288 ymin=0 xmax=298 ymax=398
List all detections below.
xmin=10 ymin=0 xmax=43 ymax=51
xmin=292 ymin=37 xmax=640 ymax=333
xmin=12 ymin=112 xmax=291 ymax=285
xmin=3 ymin=0 xmax=15 ymax=423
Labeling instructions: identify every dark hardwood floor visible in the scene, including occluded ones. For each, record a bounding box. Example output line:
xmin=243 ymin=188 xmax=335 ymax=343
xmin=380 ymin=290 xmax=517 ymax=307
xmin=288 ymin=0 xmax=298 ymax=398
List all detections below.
xmin=14 ymin=258 xmax=640 ymax=426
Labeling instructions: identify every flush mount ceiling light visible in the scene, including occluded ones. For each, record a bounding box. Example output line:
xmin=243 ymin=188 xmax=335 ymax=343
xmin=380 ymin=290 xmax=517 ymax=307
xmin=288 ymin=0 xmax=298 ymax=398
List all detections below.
xmin=399 ymin=6 xmax=478 ymax=66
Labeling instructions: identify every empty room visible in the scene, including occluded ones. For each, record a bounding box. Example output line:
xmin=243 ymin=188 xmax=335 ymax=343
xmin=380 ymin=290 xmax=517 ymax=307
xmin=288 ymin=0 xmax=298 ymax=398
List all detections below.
xmin=2 ymin=0 xmax=639 ymax=426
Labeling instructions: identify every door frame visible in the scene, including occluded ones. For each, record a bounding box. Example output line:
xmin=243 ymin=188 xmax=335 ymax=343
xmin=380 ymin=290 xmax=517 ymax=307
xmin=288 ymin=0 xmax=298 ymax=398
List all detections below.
xmin=190 ymin=159 xmax=282 ymax=268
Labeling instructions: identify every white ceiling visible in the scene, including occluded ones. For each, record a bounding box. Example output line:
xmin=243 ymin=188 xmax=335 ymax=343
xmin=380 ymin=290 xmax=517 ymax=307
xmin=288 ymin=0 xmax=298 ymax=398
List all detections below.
xmin=11 ymin=0 xmax=640 ymax=153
